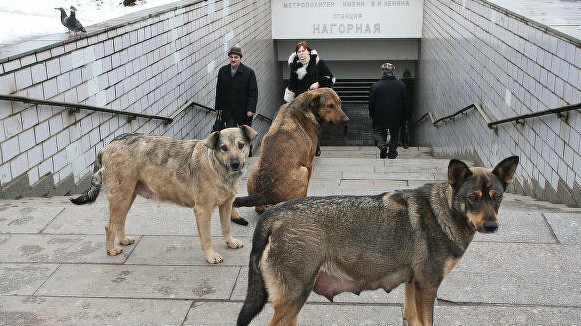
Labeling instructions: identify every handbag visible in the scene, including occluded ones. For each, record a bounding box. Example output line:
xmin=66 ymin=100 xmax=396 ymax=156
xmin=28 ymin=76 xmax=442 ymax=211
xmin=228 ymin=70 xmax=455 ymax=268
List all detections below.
xmin=212 ymin=112 xmax=226 ymax=132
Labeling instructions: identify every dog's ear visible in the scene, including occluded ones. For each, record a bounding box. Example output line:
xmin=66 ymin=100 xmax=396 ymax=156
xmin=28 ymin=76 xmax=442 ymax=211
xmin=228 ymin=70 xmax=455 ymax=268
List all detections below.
xmin=448 ymin=159 xmax=472 ymax=190
xmin=294 ymin=91 xmax=314 ymax=109
xmin=204 ymin=131 xmax=220 ymax=150
xmin=239 ymin=125 xmax=258 ymax=142
xmin=293 ymin=89 xmax=319 ymax=110
xmin=492 ymin=156 xmax=519 ymax=190
xmin=308 ymin=90 xmax=323 ymax=111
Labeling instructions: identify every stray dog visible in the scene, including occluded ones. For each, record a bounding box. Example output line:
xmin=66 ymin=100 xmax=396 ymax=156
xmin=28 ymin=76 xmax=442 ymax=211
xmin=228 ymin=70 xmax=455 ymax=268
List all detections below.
xmin=237 ymin=156 xmax=519 ymax=326
xmin=233 ymin=88 xmax=349 ymax=215
xmin=70 ymin=126 xmax=258 ymax=264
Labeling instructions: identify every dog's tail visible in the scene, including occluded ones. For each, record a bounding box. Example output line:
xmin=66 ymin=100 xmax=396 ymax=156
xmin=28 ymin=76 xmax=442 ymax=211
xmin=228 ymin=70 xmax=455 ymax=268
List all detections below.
xmin=69 ymin=153 xmax=104 ymax=205
xmin=237 ymin=221 xmax=271 ymax=326
xmin=233 ymin=193 xmax=270 ymax=208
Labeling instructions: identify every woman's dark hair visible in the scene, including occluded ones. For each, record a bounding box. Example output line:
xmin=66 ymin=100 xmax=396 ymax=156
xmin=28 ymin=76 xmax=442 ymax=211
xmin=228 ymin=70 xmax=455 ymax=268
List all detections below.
xmin=295 ymin=41 xmax=311 ymax=54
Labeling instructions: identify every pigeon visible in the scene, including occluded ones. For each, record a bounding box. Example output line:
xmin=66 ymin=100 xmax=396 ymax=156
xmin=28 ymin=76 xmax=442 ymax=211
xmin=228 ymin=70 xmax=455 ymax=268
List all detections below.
xmin=55 ymin=7 xmax=86 ymax=36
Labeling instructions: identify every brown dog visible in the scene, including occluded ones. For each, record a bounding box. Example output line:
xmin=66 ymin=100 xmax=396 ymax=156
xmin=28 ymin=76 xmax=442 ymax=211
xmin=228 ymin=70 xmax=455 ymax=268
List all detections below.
xmin=237 ymin=156 xmax=519 ymax=326
xmin=233 ymin=88 xmax=349 ymax=214
xmin=70 ymin=126 xmax=257 ymax=264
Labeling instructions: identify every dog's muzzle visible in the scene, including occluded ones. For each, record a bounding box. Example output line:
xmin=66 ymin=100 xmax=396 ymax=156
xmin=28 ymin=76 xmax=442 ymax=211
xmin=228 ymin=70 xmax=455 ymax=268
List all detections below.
xmin=480 ymin=220 xmax=498 ymax=233
xmin=229 ymin=158 xmax=243 ymax=172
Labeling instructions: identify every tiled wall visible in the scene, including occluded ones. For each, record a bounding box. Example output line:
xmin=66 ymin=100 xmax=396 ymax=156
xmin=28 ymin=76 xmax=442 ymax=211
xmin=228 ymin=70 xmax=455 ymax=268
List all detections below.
xmin=416 ymin=0 xmax=581 ymax=205
xmin=0 ymin=0 xmax=280 ymax=198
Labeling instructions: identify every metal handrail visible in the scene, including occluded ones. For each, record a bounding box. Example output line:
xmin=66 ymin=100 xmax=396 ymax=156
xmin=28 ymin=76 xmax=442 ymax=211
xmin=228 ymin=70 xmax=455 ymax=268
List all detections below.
xmin=430 ymin=103 xmax=492 ymax=126
xmin=488 ymin=102 xmax=580 ymax=128
xmin=169 ymin=98 xmax=214 ymax=120
xmin=0 ymin=94 xmax=173 ymax=124
xmin=421 ymin=102 xmax=579 ymax=129
xmin=255 ymin=113 xmax=273 ymax=122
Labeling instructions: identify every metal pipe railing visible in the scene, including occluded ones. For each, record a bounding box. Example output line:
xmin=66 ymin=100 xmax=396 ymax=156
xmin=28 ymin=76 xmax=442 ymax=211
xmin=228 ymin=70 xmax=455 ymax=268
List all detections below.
xmin=0 ymin=94 xmax=173 ymax=124
xmin=488 ymin=102 xmax=579 ymax=128
xmin=430 ymin=103 xmax=492 ymax=127
xmin=169 ymin=98 xmax=214 ymax=121
xmin=254 ymin=113 xmax=273 ymax=123
xmin=417 ymin=102 xmax=579 ymax=129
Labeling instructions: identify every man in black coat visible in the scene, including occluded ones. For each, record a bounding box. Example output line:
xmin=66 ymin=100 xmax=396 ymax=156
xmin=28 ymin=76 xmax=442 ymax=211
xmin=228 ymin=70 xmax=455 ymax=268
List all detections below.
xmin=215 ymin=47 xmax=258 ymax=226
xmin=368 ymin=63 xmax=409 ymax=159
xmin=215 ymin=46 xmax=258 ymax=128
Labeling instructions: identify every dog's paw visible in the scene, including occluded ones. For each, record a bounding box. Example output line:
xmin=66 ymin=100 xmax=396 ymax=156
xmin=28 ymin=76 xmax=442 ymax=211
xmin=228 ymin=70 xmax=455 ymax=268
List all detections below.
xmin=226 ymin=238 xmax=243 ymax=249
xmin=119 ymin=237 xmax=135 ymax=246
xmin=204 ymin=250 xmax=224 ymax=264
xmin=107 ymin=246 xmax=123 ymax=256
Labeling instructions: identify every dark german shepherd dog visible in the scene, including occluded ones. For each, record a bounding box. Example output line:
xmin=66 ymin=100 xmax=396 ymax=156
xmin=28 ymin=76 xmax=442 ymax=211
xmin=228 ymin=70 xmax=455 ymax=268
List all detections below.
xmin=237 ymin=156 xmax=519 ymax=326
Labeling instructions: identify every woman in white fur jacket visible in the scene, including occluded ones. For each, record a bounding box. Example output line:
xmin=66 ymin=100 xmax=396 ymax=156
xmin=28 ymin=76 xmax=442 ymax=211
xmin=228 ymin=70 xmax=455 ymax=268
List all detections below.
xmin=284 ymin=41 xmax=336 ymax=156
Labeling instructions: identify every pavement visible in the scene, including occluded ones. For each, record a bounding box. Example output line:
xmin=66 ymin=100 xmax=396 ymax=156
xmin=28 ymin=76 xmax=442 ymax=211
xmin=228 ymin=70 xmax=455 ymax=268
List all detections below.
xmin=1 ymin=146 xmax=581 ymax=326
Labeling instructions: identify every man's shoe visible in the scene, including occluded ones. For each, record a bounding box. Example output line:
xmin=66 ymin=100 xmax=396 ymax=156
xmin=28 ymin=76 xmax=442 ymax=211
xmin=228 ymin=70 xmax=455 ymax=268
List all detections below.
xmin=380 ymin=145 xmax=388 ymax=159
xmin=231 ymin=217 xmax=249 ymax=226
xmin=315 ymin=150 xmax=321 ymax=157
xmin=387 ymin=151 xmax=398 ymax=159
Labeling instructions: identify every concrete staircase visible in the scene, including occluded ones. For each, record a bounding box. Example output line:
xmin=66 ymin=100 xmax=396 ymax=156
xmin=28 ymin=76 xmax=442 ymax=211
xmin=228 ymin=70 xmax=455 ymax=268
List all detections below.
xmin=333 ymin=79 xmax=374 ymax=104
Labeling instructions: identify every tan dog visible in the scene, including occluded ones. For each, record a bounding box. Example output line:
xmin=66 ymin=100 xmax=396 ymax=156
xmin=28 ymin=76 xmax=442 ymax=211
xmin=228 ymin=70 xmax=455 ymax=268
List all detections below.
xmin=233 ymin=88 xmax=349 ymax=214
xmin=70 ymin=126 xmax=258 ymax=264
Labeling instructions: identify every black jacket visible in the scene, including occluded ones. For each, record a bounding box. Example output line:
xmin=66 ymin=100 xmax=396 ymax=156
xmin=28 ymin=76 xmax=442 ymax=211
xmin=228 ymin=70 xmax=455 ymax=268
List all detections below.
xmin=215 ymin=63 xmax=258 ymax=125
xmin=285 ymin=50 xmax=334 ymax=102
xmin=369 ymin=75 xmax=409 ymax=129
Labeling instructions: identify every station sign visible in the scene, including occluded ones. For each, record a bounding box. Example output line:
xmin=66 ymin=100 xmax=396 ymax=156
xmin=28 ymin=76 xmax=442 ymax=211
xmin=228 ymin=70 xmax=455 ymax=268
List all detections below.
xmin=272 ymin=0 xmax=424 ymax=39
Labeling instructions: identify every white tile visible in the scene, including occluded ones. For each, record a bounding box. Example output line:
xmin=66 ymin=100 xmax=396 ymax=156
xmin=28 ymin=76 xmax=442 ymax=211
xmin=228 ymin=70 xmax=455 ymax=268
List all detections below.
xmin=15 ymin=68 xmax=33 ymax=89
xmin=10 ymin=152 xmax=28 ymax=177
xmin=1 ymin=134 xmax=19 ymax=161
xmin=20 ymin=106 xmax=38 ymax=131
xmin=31 ymin=63 xmax=48 ymax=84
xmin=52 ymin=149 xmax=68 ymax=172
xmin=45 ymin=58 xmax=61 ymax=79
xmin=27 ymin=145 xmax=43 ymax=167
xmin=56 ymin=74 xmax=71 ymax=94
xmin=43 ymin=79 xmax=58 ymax=99
xmin=41 ymin=137 xmax=58 ymax=158
xmin=0 ymin=73 xmax=16 ymax=94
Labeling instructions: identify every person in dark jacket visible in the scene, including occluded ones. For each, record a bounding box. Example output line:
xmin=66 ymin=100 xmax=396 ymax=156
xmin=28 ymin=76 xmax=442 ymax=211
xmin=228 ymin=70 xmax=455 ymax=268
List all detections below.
xmin=284 ymin=41 xmax=335 ymax=156
xmin=369 ymin=62 xmax=409 ymax=159
xmin=215 ymin=46 xmax=258 ymax=128
xmin=215 ymin=46 xmax=258 ymax=226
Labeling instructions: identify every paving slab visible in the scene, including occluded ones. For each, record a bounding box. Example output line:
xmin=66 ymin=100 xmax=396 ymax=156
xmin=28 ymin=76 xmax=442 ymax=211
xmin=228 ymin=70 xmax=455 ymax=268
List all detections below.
xmin=434 ymin=305 xmax=581 ymax=326
xmin=125 ymin=235 xmax=253 ymax=266
xmin=35 ymin=264 xmax=241 ymax=300
xmin=440 ymin=242 xmax=581 ymax=306
xmin=544 ymin=212 xmax=581 ymax=244
xmin=184 ymin=302 xmax=404 ymax=326
xmin=0 ymin=264 xmax=58 ymax=295
xmin=0 ymin=234 xmax=132 ymax=264
xmin=0 ymin=204 xmax=65 ymax=233
xmin=0 ymin=296 xmax=192 ymax=326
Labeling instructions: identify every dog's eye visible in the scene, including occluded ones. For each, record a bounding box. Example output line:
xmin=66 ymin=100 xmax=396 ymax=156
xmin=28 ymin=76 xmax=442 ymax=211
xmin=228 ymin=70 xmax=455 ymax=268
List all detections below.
xmin=238 ymin=143 xmax=244 ymax=150
xmin=492 ymin=193 xmax=502 ymax=201
xmin=467 ymin=193 xmax=479 ymax=201
xmin=220 ymin=145 xmax=228 ymax=151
